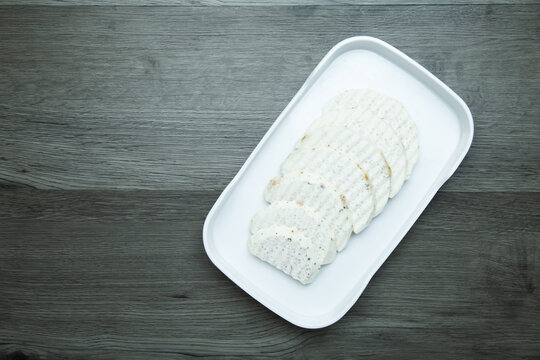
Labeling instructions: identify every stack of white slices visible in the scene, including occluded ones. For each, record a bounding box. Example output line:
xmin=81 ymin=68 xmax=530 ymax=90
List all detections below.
xmin=248 ymin=89 xmax=419 ymax=284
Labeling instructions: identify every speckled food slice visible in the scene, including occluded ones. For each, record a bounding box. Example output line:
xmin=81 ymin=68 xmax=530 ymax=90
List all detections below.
xmin=310 ymin=108 xmax=407 ymax=198
xmin=297 ymin=125 xmax=390 ymax=216
xmin=281 ymin=147 xmax=375 ymax=234
xmin=248 ymin=225 xmax=326 ymax=284
xmin=323 ymin=89 xmax=418 ymax=178
xmin=251 ymin=200 xmax=336 ymax=264
xmin=264 ymin=172 xmax=353 ymax=251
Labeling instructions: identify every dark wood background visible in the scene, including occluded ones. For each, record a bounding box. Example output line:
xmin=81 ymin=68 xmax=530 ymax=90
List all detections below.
xmin=1 ymin=2 xmax=539 ymax=359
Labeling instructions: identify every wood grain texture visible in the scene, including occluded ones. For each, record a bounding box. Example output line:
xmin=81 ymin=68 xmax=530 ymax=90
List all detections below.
xmin=1 ymin=190 xmax=539 ymax=359
xmin=0 ymin=3 xmax=539 ymax=360
xmin=0 ymin=5 xmax=539 ymax=191
xmin=1 ymin=1 xmax=539 ymax=5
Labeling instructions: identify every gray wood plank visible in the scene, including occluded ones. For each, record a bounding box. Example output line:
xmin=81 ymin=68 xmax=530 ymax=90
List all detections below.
xmin=1 ymin=1 xmax=539 ymax=5
xmin=0 ymin=190 xmax=538 ymax=359
xmin=0 ymin=5 xmax=539 ymax=192
xmin=1 ymin=3 xmax=539 ymax=360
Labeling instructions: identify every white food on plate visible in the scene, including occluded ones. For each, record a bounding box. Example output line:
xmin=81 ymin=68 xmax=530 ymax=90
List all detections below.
xmin=250 ymin=200 xmax=337 ymax=264
xmin=323 ymin=89 xmax=419 ymax=178
xmin=281 ymin=147 xmax=375 ymax=233
xmin=249 ymin=89 xmax=418 ymax=284
xmin=297 ymin=125 xmax=390 ymax=216
xmin=264 ymin=172 xmax=353 ymax=251
xmin=248 ymin=225 xmax=326 ymax=285
xmin=310 ymin=108 xmax=407 ymax=198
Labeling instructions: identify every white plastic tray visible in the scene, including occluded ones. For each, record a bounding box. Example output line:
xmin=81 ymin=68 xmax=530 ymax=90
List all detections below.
xmin=203 ymin=36 xmax=474 ymax=329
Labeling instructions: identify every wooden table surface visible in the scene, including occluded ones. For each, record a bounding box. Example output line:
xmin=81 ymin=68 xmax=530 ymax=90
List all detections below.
xmin=1 ymin=2 xmax=539 ymax=359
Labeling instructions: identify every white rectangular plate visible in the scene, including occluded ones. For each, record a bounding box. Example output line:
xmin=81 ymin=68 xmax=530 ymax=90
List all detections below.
xmin=203 ymin=36 xmax=474 ymax=329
